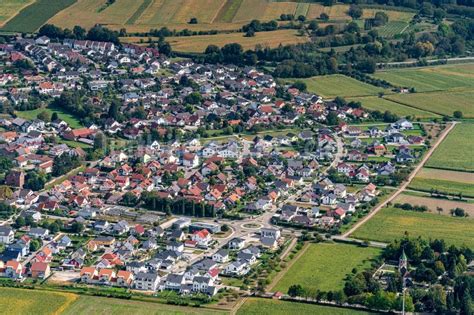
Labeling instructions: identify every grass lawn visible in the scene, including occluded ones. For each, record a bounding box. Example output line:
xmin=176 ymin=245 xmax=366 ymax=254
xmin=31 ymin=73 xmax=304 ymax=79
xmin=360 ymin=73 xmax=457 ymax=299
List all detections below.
xmin=63 ymin=295 xmax=226 ymax=315
xmin=15 ymin=107 xmax=83 ymax=129
xmin=0 ymin=287 xmax=78 ymax=314
xmin=290 ymin=74 xmax=389 ymax=98
xmin=1 ymin=0 xmax=76 ymax=32
xmin=408 ymin=177 xmax=474 ymax=198
xmin=272 ymin=243 xmax=381 ymax=293
xmin=349 ymin=96 xmax=439 ymax=118
xmin=373 ymin=63 xmax=474 ymax=92
xmin=237 ymin=298 xmax=372 ymax=315
xmin=424 ymin=123 xmax=474 ymax=172
xmin=351 ymin=207 xmax=474 ymax=247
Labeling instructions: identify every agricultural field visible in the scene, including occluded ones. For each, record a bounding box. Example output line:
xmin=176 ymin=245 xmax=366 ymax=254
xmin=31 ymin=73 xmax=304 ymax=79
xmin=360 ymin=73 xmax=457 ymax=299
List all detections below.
xmin=424 ymin=123 xmax=474 ymax=171
xmin=348 ymin=96 xmax=439 ymax=118
xmin=385 ymin=90 xmax=474 ymax=118
xmin=376 ymin=21 xmax=409 ymax=37
xmin=416 ymin=168 xmax=474 ymax=184
xmin=237 ymin=298 xmax=372 ymax=315
xmin=408 ymin=177 xmax=474 ymax=198
xmin=373 ymin=63 xmax=474 ymax=92
xmin=63 ymin=295 xmax=227 ymax=315
xmin=395 ymin=193 xmax=474 ymax=217
xmin=351 ymin=207 xmax=474 ymax=247
xmin=0 ymin=0 xmax=34 ymax=27
xmin=289 ymin=74 xmax=388 ymax=98
xmin=272 ymin=243 xmax=381 ymax=293
xmin=0 ymin=287 xmax=78 ymax=314
xmin=15 ymin=106 xmax=83 ymax=129
xmin=166 ymin=30 xmax=309 ymax=53
xmin=1 ymin=0 xmax=76 ymax=32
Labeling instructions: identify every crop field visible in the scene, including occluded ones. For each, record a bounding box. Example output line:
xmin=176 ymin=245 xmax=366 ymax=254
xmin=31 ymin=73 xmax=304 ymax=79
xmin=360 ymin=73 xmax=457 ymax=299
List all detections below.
xmin=0 ymin=0 xmax=34 ymax=27
xmin=349 ymin=96 xmax=439 ymax=118
xmin=272 ymin=243 xmax=381 ymax=293
xmin=15 ymin=107 xmax=83 ymax=129
xmin=290 ymin=74 xmax=388 ymax=98
xmin=385 ymin=90 xmax=474 ymax=118
xmin=376 ymin=21 xmax=409 ymax=37
xmin=214 ymin=0 xmax=243 ymax=23
xmin=1 ymin=0 xmax=76 ymax=32
xmin=167 ymin=30 xmax=309 ymax=53
xmin=0 ymin=287 xmax=78 ymax=314
xmin=63 ymin=295 xmax=226 ymax=315
xmin=424 ymin=123 xmax=474 ymax=171
xmin=408 ymin=177 xmax=474 ymax=198
xmin=373 ymin=64 xmax=474 ymax=92
xmin=395 ymin=193 xmax=474 ymax=217
xmin=237 ymin=298 xmax=372 ymax=315
xmin=125 ymin=0 xmax=153 ymax=25
xmin=351 ymin=207 xmax=474 ymax=247
xmin=416 ymin=168 xmax=474 ymax=184
xmin=363 ymin=9 xmax=414 ymax=22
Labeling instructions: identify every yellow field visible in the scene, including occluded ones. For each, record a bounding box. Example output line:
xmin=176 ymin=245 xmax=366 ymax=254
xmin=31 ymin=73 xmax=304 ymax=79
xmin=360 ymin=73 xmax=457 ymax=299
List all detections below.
xmin=165 ymin=29 xmax=309 ymax=52
xmin=416 ymin=168 xmax=474 ymax=184
xmin=395 ymin=193 xmax=474 ymax=217
xmin=0 ymin=0 xmax=34 ymax=27
xmin=232 ymin=0 xmax=268 ymax=22
xmin=48 ymin=0 xmax=144 ymax=29
xmin=260 ymin=2 xmax=297 ymax=21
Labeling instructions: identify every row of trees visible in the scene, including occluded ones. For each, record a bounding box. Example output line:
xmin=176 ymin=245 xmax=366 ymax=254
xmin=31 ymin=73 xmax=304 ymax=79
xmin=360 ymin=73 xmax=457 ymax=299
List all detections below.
xmin=39 ymin=24 xmax=122 ymax=44
xmin=141 ymin=192 xmax=217 ymax=218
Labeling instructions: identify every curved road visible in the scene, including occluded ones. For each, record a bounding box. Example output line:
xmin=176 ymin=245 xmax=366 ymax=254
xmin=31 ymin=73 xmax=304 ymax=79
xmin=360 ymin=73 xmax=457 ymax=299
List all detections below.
xmin=342 ymin=122 xmax=457 ymax=238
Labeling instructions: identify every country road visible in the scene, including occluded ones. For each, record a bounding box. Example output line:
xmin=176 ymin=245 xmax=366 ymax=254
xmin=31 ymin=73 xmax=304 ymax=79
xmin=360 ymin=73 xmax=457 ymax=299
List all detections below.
xmin=342 ymin=122 xmax=457 ymax=238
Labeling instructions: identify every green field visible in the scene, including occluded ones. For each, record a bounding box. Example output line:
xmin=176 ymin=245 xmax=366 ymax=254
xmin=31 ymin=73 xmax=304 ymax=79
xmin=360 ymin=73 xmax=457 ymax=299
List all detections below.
xmin=0 ymin=0 xmax=33 ymax=26
xmin=385 ymin=90 xmax=474 ymax=118
xmin=349 ymin=96 xmax=439 ymax=118
xmin=1 ymin=0 xmax=76 ymax=32
xmin=0 ymin=287 xmax=78 ymax=314
xmin=352 ymin=207 xmax=474 ymax=247
xmin=373 ymin=64 xmax=474 ymax=92
xmin=289 ymin=74 xmax=388 ymax=98
xmin=237 ymin=298 xmax=372 ymax=315
xmin=424 ymin=123 xmax=474 ymax=172
xmin=273 ymin=243 xmax=381 ymax=293
xmin=15 ymin=106 xmax=83 ymax=129
xmin=408 ymin=177 xmax=474 ymax=198
xmin=63 ymin=295 xmax=226 ymax=315
xmin=376 ymin=21 xmax=408 ymax=37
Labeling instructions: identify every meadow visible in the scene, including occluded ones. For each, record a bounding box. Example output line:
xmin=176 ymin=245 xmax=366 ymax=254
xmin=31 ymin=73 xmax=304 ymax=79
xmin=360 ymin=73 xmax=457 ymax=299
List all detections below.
xmin=63 ymin=295 xmax=226 ymax=315
xmin=0 ymin=287 xmax=78 ymax=314
xmin=395 ymin=193 xmax=474 ymax=217
xmin=373 ymin=64 xmax=474 ymax=92
xmin=1 ymin=0 xmax=76 ymax=32
xmin=290 ymin=74 xmax=388 ymax=99
xmin=15 ymin=106 xmax=83 ymax=129
xmin=272 ymin=243 xmax=381 ymax=293
xmin=237 ymin=298 xmax=372 ymax=315
xmin=351 ymin=207 xmax=474 ymax=247
xmin=408 ymin=177 xmax=474 ymax=198
xmin=416 ymin=168 xmax=474 ymax=184
xmin=160 ymin=30 xmax=309 ymax=53
xmin=385 ymin=90 xmax=474 ymax=118
xmin=348 ymin=96 xmax=439 ymax=118
xmin=424 ymin=123 xmax=474 ymax=171
xmin=0 ymin=0 xmax=33 ymax=27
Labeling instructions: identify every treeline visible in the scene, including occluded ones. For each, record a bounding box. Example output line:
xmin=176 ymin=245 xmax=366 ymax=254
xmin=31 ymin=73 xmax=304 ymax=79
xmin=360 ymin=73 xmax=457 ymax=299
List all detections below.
xmin=38 ymin=24 xmax=122 ymax=45
xmin=141 ymin=192 xmax=217 ymax=218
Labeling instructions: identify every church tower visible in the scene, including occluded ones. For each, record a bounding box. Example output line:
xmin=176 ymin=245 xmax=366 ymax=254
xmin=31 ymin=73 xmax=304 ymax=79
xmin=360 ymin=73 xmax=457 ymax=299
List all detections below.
xmin=399 ymin=249 xmax=408 ymax=274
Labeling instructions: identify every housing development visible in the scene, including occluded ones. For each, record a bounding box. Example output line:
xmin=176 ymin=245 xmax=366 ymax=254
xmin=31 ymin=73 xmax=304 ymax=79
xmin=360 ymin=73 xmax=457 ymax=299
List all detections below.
xmin=0 ymin=1 xmax=473 ymax=314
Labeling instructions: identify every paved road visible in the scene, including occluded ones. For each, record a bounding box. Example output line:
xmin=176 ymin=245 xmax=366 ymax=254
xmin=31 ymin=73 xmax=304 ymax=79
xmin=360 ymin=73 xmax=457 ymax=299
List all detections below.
xmin=342 ymin=122 xmax=457 ymax=238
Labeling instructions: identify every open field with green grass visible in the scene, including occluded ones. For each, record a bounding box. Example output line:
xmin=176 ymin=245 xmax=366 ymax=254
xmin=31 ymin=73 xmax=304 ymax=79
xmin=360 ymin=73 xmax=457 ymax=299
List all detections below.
xmin=349 ymin=96 xmax=439 ymax=118
xmin=288 ymin=74 xmax=389 ymax=99
xmin=373 ymin=64 xmax=474 ymax=92
xmin=0 ymin=0 xmax=34 ymax=27
xmin=385 ymin=90 xmax=474 ymax=118
xmin=0 ymin=287 xmax=78 ymax=314
xmin=376 ymin=21 xmax=409 ymax=37
xmin=164 ymin=29 xmax=309 ymax=53
xmin=15 ymin=106 xmax=83 ymax=129
xmin=424 ymin=123 xmax=474 ymax=171
xmin=63 ymin=295 xmax=226 ymax=315
xmin=272 ymin=243 xmax=381 ymax=293
xmin=1 ymin=0 xmax=76 ymax=32
xmin=237 ymin=298 xmax=372 ymax=315
xmin=351 ymin=207 xmax=474 ymax=247
xmin=408 ymin=177 xmax=474 ymax=198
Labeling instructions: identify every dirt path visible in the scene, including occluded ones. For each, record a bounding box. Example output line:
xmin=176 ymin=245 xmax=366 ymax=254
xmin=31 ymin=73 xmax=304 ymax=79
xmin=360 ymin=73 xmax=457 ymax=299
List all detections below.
xmin=342 ymin=122 xmax=457 ymax=238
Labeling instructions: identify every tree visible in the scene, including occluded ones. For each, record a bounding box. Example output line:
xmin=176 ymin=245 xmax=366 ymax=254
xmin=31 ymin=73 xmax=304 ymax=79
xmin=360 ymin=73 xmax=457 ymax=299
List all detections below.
xmin=108 ymin=99 xmax=120 ymax=120
xmin=326 ymin=111 xmax=340 ymax=126
xmin=288 ymin=284 xmax=305 ymax=297
xmin=348 ymin=5 xmax=363 ymax=20
xmin=453 ymin=111 xmax=463 ymax=119
xmin=94 ymin=131 xmax=107 ymax=150
xmin=37 ymin=111 xmax=51 ymax=122
xmin=30 ymin=239 xmax=41 ymax=252
xmin=291 ymin=81 xmax=307 ymax=92
xmin=320 ymin=13 xmax=329 ymax=21
xmin=436 ymin=207 xmax=443 ymax=215
xmin=15 ymin=216 xmax=25 ymax=228
xmin=189 ymin=17 xmax=198 ymax=24
xmin=245 ymin=29 xmax=255 ymax=37
xmin=73 ymin=25 xmax=86 ymax=39
xmin=71 ymin=221 xmax=84 ymax=233
xmin=51 ymin=112 xmax=59 ymax=122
